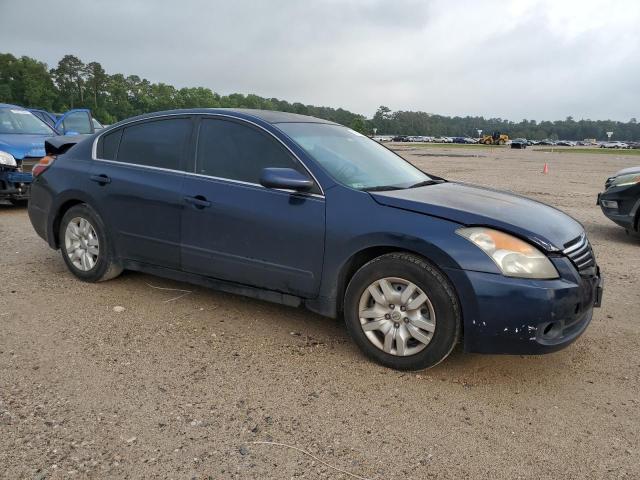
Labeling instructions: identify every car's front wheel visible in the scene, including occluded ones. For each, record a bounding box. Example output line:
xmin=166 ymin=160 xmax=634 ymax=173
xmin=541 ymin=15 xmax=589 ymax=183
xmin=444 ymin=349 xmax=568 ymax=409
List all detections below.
xmin=344 ymin=253 xmax=461 ymax=370
xmin=59 ymin=204 xmax=122 ymax=282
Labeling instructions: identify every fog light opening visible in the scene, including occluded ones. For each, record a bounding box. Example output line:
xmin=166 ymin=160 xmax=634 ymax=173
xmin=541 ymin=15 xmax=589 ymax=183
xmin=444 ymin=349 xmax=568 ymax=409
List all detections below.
xmin=540 ymin=321 xmax=562 ymax=340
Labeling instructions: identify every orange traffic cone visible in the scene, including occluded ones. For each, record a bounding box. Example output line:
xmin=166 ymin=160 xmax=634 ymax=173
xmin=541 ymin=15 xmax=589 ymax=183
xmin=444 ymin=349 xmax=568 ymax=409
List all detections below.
xmin=542 ymin=163 xmax=549 ymax=174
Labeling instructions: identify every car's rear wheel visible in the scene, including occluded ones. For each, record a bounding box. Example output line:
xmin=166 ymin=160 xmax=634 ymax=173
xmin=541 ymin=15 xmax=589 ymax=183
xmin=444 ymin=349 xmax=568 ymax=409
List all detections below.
xmin=344 ymin=252 xmax=461 ymax=370
xmin=59 ymin=204 xmax=122 ymax=282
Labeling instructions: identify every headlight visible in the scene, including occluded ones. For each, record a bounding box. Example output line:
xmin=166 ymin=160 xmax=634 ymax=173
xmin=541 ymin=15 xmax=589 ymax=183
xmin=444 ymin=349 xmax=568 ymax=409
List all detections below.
xmin=0 ymin=150 xmax=16 ymax=167
xmin=457 ymin=227 xmax=559 ymax=279
xmin=611 ymin=173 xmax=640 ymax=188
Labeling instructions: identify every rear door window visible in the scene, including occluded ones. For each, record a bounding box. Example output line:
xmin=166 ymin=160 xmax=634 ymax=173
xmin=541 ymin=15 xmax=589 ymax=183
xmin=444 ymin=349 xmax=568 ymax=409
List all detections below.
xmin=115 ymin=118 xmax=191 ymax=170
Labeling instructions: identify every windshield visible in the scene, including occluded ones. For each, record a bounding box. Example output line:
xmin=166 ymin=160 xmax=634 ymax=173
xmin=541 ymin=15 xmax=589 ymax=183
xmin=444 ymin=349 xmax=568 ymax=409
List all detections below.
xmin=0 ymin=107 xmax=54 ymax=135
xmin=277 ymin=123 xmax=431 ymax=191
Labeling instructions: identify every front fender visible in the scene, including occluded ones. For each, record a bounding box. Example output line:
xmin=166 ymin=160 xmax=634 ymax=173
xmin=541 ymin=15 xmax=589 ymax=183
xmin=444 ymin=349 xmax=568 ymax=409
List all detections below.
xmin=312 ymin=186 xmax=501 ymax=317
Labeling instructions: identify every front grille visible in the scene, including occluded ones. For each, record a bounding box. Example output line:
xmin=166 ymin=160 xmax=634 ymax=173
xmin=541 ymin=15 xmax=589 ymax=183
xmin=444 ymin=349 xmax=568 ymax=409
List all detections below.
xmin=18 ymin=157 xmax=40 ymax=173
xmin=563 ymin=234 xmax=596 ymax=275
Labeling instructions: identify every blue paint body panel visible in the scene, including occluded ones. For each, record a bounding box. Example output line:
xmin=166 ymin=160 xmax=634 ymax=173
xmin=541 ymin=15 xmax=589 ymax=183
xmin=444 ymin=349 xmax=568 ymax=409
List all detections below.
xmin=27 ymin=108 xmax=602 ymax=356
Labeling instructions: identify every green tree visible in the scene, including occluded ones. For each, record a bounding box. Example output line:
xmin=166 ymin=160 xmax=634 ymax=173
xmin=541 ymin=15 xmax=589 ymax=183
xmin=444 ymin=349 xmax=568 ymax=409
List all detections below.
xmin=0 ymin=53 xmax=57 ymax=109
xmin=350 ymin=117 xmax=366 ymax=134
xmin=51 ymin=54 xmax=86 ymax=108
xmin=85 ymin=61 xmax=107 ymax=110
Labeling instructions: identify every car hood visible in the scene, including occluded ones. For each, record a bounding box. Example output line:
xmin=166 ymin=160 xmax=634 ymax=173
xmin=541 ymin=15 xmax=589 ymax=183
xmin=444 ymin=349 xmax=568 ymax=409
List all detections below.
xmin=611 ymin=166 xmax=640 ymax=178
xmin=0 ymin=133 xmax=52 ymax=160
xmin=370 ymin=182 xmax=584 ymax=251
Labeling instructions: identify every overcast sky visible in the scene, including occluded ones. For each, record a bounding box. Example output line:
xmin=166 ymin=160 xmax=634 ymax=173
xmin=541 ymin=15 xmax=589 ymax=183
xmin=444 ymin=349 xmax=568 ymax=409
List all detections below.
xmin=1 ymin=0 xmax=639 ymax=121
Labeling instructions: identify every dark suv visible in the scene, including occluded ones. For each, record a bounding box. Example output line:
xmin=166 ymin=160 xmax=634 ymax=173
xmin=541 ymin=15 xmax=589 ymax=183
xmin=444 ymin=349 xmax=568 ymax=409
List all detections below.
xmin=28 ymin=109 xmax=603 ymax=370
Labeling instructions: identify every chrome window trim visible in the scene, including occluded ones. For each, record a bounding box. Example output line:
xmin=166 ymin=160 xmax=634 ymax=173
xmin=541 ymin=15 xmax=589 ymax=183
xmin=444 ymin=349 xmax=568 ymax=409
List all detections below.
xmin=90 ymin=158 xmax=325 ymax=200
xmin=91 ymin=112 xmax=325 ymax=196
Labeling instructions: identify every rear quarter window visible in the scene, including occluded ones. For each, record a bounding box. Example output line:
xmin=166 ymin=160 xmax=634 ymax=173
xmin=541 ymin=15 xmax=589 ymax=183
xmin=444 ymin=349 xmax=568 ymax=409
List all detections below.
xmin=99 ymin=129 xmax=122 ymax=160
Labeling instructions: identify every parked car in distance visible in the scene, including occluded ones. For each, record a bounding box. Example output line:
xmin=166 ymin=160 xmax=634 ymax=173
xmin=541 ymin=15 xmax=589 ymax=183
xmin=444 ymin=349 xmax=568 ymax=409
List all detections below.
xmin=0 ymin=104 xmax=96 ymax=204
xmin=28 ymin=108 xmax=603 ymax=370
xmin=556 ymin=140 xmax=576 ymax=147
xmin=392 ymin=135 xmax=410 ymax=142
xmin=28 ymin=108 xmax=103 ymax=135
xmin=600 ymin=141 xmax=629 ymax=149
xmin=598 ymin=166 xmax=640 ymax=235
xmin=1 ymin=104 xmax=57 ymax=204
xmin=538 ymin=139 xmax=556 ymax=146
xmin=452 ymin=137 xmax=476 ymax=144
xmin=510 ymin=138 xmax=528 ymax=149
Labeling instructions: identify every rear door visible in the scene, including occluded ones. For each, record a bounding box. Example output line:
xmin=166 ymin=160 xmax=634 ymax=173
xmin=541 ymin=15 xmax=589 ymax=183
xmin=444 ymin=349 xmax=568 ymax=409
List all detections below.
xmin=89 ymin=116 xmax=193 ymax=268
xmin=180 ymin=116 xmax=326 ymax=297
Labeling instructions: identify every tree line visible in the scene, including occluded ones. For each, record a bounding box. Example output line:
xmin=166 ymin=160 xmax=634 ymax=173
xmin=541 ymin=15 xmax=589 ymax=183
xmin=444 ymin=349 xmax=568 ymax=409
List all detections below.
xmin=1 ymin=52 xmax=638 ymax=140
xmin=370 ymin=106 xmax=640 ymax=141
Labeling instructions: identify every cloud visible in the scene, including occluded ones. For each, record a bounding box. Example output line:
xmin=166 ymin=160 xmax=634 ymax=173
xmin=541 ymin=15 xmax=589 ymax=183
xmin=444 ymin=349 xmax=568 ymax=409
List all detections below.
xmin=1 ymin=0 xmax=638 ymax=120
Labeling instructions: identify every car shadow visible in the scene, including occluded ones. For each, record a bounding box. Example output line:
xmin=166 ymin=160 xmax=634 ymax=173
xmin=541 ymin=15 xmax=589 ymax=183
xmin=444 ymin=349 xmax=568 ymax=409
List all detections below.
xmin=109 ymin=270 xmax=585 ymax=384
xmin=0 ymin=201 xmax=26 ymax=210
xmin=585 ymin=221 xmax=640 ymax=245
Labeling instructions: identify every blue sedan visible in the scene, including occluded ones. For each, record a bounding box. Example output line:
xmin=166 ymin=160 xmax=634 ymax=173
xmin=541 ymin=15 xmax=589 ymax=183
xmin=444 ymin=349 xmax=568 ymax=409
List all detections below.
xmin=27 ymin=109 xmax=603 ymax=370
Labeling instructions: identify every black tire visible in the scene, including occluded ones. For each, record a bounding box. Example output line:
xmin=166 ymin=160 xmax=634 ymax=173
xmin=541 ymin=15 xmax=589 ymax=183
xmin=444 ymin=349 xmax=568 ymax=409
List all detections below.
xmin=59 ymin=203 xmax=123 ymax=282
xmin=344 ymin=252 xmax=461 ymax=370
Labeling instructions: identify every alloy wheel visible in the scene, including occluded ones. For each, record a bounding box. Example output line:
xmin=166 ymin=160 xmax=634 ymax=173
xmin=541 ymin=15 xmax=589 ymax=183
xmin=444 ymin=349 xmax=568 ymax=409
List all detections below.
xmin=64 ymin=217 xmax=100 ymax=271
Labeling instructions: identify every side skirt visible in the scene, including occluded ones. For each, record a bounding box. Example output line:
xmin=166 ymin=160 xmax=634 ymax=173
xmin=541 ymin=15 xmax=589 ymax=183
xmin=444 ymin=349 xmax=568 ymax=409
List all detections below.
xmin=122 ymin=260 xmax=303 ymax=308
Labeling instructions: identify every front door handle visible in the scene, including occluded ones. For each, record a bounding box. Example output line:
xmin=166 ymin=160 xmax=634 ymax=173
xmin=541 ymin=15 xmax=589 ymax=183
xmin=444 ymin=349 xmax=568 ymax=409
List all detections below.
xmin=90 ymin=174 xmax=111 ymax=185
xmin=184 ymin=195 xmax=212 ymax=209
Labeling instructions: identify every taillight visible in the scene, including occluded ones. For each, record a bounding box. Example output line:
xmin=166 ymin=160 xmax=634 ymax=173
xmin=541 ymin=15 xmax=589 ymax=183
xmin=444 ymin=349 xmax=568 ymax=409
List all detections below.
xmin=32 ymin=155 xmax=56 ymax=177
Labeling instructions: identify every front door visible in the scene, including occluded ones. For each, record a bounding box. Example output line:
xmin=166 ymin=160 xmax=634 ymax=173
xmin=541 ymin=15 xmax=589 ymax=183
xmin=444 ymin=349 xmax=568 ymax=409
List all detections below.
xmin=180 ymin=117 xmax=325 ymax=297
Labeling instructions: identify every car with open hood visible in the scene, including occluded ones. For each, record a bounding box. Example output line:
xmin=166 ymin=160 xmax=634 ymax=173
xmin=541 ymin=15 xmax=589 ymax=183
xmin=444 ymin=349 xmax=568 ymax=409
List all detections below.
xmin=27 ymin=109 xmax=603 ymax=370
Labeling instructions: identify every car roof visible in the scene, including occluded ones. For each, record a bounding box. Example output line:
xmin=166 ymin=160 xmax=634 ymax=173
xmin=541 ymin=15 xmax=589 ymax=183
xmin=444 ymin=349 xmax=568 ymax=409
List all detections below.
xmin=108 ymin=108 xmax=340 ymax=127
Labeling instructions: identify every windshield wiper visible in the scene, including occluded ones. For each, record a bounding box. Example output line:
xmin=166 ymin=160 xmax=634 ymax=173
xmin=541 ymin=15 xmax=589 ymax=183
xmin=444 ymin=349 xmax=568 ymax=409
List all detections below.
xmin=362 ymin=185 xmax=403 ymax=192
xmin=408 ymin=179 xmax=442 ymax=189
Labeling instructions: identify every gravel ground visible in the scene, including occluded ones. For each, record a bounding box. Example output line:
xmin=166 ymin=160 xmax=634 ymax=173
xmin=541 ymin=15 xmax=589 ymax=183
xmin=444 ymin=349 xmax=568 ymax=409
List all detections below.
xmin=1 ymin=145 xmax=638 ymax=479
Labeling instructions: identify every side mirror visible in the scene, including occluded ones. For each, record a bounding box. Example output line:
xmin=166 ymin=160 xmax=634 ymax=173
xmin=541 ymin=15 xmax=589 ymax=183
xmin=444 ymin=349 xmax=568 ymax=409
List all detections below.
xmin=260 ymin=167 xmax=314 ymax=192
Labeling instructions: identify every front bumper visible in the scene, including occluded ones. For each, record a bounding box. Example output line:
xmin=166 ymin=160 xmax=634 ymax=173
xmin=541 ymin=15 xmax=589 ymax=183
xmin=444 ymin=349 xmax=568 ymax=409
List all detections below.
xmin=597 ymin=188 xmax=640 ymax=232
xmin=0 ymin=170 xmax=33 ymax=200
xmin=444 ymin=257 xmax=603 ymax=355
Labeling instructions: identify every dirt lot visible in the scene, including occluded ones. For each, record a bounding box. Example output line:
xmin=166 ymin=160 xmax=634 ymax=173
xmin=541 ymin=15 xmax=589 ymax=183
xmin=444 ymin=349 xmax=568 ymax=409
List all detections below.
xmin=1 ymin=145 xmax=639 ymax=479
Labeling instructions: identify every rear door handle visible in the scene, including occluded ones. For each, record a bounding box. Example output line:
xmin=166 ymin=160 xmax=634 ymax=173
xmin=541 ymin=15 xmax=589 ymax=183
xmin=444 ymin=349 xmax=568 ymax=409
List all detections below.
xmin=184 ymin=195 xmax=212 ymax=209
xmin=90 ymin=174 xmax=111 ymax=185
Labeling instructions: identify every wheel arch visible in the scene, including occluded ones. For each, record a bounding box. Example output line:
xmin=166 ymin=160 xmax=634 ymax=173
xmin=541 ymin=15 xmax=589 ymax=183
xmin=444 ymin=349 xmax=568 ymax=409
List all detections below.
xmin=334 ymin=244 xmax=462 ymax=320
xmin=50 ymin=199 xmax=86 ymax=248
xmin=48 ymin=192 xmax=106 ymax=249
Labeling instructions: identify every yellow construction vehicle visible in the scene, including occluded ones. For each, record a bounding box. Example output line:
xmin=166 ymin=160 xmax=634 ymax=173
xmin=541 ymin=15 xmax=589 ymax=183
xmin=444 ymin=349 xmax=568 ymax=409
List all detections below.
xmin=479 ymin=132 xmax=509 ymax=145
